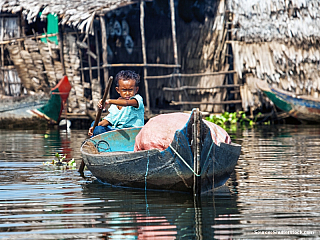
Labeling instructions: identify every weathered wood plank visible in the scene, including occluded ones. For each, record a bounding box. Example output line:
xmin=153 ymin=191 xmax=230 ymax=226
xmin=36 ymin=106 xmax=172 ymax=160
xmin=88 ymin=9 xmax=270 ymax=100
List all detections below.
xmin=170 ymin=100 xmax=242 ymax=105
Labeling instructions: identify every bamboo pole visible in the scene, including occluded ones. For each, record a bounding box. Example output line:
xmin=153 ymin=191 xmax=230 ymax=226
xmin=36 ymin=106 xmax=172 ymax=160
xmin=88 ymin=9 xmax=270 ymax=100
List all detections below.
xmin=100 ymin=15 xmax=109 ymax=93
xmin=0 ymin=32 xmax=60 ymax=45
xmin=146 ymin=70 xmax=237 ymax=79
xmin=169 ymin=0 xmax=178 ymax=67
xmin=99 ymin=63 xmax=180 ymax=69
xmin=163 ymin=84 xmax=241 ymax=91
xmin=169 ymin=0 xmax=181 ymax=105
xmin=140 ymin=1 xmax=150 ymax=115
xmin=86 ymin=33 xmax=93 ymax=86
xmin=76 ymin=31 xmax=85 ymax=85
xmin=170 ymin=100 xmax=242 ymax=105
xmin=94 ymin=25 xmax=101 ymax=90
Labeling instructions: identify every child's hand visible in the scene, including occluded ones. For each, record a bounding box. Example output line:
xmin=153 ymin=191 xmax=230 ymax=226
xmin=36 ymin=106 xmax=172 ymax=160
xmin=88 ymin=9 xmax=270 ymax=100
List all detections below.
xmin=97 ymin=99 xmax=105 ymax=110
xmin=88 ymin=127 xmax=93 ymax=136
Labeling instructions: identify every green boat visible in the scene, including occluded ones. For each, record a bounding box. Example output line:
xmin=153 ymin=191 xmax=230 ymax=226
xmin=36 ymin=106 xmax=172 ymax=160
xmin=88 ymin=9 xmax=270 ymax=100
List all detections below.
xmin=257 ymin=80 xmax=320 ymax=123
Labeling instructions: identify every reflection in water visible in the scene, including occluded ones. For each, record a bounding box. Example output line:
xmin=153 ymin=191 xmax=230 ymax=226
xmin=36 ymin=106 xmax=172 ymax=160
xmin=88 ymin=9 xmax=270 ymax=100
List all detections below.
xmin=0 ymin=125 xmax=320 ymax=239
xmin=228 ymin=124 xmax=320 ymax=238
xmin=81 ymin=181 xmax=237 ymax=239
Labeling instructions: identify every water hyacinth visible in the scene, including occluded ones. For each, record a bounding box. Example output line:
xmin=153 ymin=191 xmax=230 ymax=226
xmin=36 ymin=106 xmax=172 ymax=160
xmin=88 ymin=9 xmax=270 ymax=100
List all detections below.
xmin=43 ymin=153 xmax=76 ymax=169
xmin=205 ymin=111 xmax=253 ymax=131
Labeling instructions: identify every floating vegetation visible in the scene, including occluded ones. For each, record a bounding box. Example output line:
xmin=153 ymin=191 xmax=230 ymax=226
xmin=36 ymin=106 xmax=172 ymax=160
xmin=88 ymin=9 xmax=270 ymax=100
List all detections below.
xmin=43 ymin=153 xmax=76 ymax=169
xmin=205 ymin=111 xmax=254 ymax=131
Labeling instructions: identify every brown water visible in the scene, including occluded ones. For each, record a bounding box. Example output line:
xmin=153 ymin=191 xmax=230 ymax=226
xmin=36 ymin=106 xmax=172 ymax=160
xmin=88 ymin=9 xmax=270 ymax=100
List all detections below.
xmin=0 ymin=124 xmax=320 ymax=239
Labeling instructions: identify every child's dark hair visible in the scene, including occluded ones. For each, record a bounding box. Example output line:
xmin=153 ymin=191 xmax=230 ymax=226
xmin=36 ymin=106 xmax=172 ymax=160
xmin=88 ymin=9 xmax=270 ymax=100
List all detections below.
xmin=115 ymin=70 xmax=140 ymax=87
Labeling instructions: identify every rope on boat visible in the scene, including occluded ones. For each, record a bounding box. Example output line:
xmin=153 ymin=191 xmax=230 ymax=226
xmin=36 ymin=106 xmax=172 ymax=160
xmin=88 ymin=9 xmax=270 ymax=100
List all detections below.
xmin=86 ymin=139 xmax=111 ymax=152
xmin=145 ymin=151 xmax=149 ymax=191
xmin=169 ymin=141 xmax=215 ymax=177
xmin=145 ymin=151 xmax=150 ymax=216
xmin=169 ymin=144 xmax=200 ymax=177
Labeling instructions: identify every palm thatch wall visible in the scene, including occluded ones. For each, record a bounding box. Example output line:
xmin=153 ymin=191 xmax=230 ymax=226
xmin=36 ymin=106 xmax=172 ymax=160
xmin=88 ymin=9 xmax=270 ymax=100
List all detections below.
xmin=227 ymin=0 xmax=320 ymax=112
xmin=0 ymin=0 xmax=136 ymax=114
xmin=1 ymin=0 xmax=238 ymax=116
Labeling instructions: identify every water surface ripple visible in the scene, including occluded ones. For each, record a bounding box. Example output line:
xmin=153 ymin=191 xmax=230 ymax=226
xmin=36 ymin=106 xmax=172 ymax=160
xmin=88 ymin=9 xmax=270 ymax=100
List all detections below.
xmin=0 ymin=125 xmax=320 ymax=239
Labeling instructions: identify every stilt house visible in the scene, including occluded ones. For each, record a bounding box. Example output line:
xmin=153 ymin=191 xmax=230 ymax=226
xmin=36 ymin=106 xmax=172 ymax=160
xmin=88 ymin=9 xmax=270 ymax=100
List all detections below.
xmin=227 ymin=0 xmax=320 ymax=114
xmin=4 ymin=0 xmax=315 ymax=118
xmin=0 ymin=0 xmax=244 ymax=117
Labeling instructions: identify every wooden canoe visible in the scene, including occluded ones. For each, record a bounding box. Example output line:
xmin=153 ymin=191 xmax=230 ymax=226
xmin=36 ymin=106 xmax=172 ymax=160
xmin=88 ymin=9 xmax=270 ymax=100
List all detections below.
xmin=80 ymin=109 xmax=241 ymax=194
xmin=257 ymin=80 xmax=320 ymax=123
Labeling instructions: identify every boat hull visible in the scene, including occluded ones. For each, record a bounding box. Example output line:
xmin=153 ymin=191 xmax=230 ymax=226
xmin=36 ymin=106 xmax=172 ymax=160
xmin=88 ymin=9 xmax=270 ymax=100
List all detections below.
xmin=257 ymin=81 xmax=320 ymax=122
xmin=81 ymin=111 xmax=241 ymax=194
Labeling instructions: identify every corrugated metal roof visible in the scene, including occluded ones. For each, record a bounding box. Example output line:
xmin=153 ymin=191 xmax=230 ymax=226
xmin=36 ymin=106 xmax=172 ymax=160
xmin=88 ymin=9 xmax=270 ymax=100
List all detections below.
xmin=0 ymin=0 xmax=137 ymax=34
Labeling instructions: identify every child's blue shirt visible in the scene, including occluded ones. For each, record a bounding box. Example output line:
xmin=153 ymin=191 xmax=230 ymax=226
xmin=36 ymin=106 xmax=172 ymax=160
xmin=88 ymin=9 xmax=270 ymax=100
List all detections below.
xmin=103 ymin=94 xmax=144 ymax=129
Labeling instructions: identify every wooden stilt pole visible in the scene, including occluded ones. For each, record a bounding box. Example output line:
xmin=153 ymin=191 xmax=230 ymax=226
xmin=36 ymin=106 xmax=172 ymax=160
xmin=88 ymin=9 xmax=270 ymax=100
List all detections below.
xmin=169 ymin=0 xmax=181 ymax=106
xmin=140 ymin=1 xmax=150 ymax=115
xmin=100 ymin=15 xmax=109 ymax=95
xmin=94 ymin=25 xmax=101 ymax=90
xmin=169 ymin=0 xmax=178 ymax=67
xmin=87 ymin=33 xmax=93 ymax=89
xmin=76 ymin=31 xmax=85 ymax=84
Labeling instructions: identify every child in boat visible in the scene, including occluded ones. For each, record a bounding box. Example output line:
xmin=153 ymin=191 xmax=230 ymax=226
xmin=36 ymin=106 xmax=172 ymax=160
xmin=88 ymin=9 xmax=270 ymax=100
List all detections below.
xmin=88 ymin=70 xmax=144 ymax=137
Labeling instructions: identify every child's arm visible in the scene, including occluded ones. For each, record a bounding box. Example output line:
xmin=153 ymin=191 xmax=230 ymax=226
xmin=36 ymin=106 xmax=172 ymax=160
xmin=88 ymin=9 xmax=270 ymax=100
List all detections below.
xmin=98 ymin=98 xmax=139 ymax=109
xmin=107 ymin=98 xmax=138 ymax=108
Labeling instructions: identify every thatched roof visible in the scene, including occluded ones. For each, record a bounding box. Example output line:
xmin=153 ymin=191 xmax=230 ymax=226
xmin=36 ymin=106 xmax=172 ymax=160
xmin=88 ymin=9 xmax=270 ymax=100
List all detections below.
xmin=227 ymin=0 xmax=320 ymax=44
xmin=0 ymin=0 xmax=136 ymax=34
xmin=227 ymin=0 xmax=320 ymax=112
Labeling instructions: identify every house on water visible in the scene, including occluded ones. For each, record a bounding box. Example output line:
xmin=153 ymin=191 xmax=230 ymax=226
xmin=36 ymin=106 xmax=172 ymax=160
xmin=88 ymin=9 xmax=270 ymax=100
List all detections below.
xmin=227 ymin=0 xmax=320 ymax=116
xmin=1 ymin=0 xmax=319 ymax=121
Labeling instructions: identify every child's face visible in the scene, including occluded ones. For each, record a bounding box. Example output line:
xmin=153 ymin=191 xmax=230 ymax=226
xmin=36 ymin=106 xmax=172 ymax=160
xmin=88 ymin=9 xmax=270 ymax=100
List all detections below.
xmin=116 ymin=79 xmax=139 ymax=100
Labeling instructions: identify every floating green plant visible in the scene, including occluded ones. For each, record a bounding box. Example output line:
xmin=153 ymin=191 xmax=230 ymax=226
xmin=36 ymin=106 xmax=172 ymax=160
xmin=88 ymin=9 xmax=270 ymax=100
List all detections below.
xmin=205 ymin=111 xmax=253 ymax=130
xmin=43 ymin=153 xmax=76 ymax=169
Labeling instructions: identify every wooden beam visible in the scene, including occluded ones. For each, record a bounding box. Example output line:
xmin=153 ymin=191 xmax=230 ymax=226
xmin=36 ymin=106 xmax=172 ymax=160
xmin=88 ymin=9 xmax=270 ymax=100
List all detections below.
xmin=145 ymin=70 xmax=237 ymax=79
xmin=87 ymin=50 xmax=97 ymax=60
xmin=140 ymin=1 xmax=150 ymax=115
xmin=0 ymin=32 xmax=59 ymax=45
xmin=101 ymin=63 xmax=180 ymax=68
xmin=170 ymin=0 xmax=178 ymax=67
xmin=76 ymin=31 xmax=85 ymax=85
xmin=163 ymin=84 xmax=242 ymax=91
xmin=169 ymin=0 xmax=181 ymax=107
xmin=94 ymin=25 xmax=101 ymax=96
xmin=100 ymin=15 xmax=109 ymax=93
xmin=170 ymin=100 xmax=242 ymax=105
xmin=76 ymin=40 xmax=88 ymax=49
xmin=86 ymin=33 xmax=93 ymax=86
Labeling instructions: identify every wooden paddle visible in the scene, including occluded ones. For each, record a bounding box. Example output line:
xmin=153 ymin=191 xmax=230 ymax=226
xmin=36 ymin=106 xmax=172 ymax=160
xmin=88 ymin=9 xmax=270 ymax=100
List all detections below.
xmin=78 ymin=76 xmax=114 ymax=174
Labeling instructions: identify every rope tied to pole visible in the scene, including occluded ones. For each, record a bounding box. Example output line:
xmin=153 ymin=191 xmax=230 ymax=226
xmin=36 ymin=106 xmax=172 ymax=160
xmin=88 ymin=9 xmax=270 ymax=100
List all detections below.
xmin=169 ymin=141 xmax=215 ymax=177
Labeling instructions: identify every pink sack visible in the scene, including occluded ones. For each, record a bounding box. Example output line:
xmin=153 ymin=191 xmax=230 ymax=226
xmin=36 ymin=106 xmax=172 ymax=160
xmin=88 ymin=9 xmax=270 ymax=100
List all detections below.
xmin=134 ymin=112 xmax=231 ymax=152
